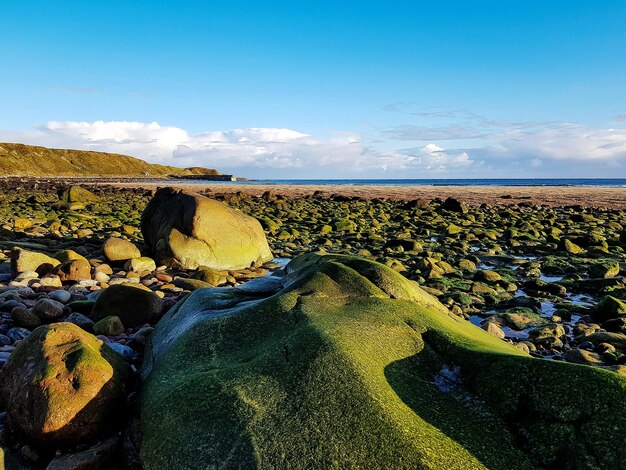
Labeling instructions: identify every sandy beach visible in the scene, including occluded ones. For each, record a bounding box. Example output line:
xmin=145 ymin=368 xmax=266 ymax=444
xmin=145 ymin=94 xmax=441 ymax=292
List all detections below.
xmin=109 ymin=181 xmax=626 ymax=209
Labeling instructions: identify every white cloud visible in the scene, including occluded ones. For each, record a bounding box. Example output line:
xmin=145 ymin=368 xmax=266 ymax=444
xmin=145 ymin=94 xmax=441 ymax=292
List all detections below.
xmin=2 ymin=113 xmax=626 ymax=177
xmin=3 ymin=120 xmax=473 ymax=177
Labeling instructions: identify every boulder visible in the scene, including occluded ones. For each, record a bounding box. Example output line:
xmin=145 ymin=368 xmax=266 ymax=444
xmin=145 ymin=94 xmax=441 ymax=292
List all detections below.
xmin=102 ymin=238 xmax=141 ymax=262
xmin=442 ymin=197 xmax=468 ymax=213
xmin=10 ymin=248 xmax=60 ymax=277
xmin=140 ymin=187 xmax=272 ymax=270
xmin=58 ymin=186 xmax=100 ymax=203
xmin=594 ymin=295 xmax=626 ymax=323
xmin=32 ymin=298 xmax=65 ymax=321
xmin=589 ymin=261 xmax=620 ymax=279
xmin=91 ymin=285 xmax=162 ymax=327
xmin=0 ymin=323 xmax=129 ymax=445
xmin=11 ymin=306 xmax=42 ymax=330
xmin=55 ymin=258 xmax=92 ymax=281
xmin=93 ymin=316 xmax=125 ymax=336
xmin=140 ymin=253 xmax=626 ymax=469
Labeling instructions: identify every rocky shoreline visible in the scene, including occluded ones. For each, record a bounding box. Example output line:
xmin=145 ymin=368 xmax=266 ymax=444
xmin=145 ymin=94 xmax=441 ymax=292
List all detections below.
xmin=0 ymin=180 xmax=624 ymax=468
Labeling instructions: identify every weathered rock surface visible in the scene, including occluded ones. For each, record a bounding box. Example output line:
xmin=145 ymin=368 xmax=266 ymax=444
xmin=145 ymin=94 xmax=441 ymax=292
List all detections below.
xmin=141 ymin=253 xmax=626 ymax=469
xmin=140 ymin=187 xmax=272 ymax=270
xmin=10 ymin=248 xmax=60 ymax=277
xmin=0 ymin=323 xmax=129 ymax=446
xmin=58 ymin=186 xmax=100 ymax=203
xmin=102 ymin=238 xmax=141 ymax=262
xmin=91 ymin=284 xmax=161 ymax=327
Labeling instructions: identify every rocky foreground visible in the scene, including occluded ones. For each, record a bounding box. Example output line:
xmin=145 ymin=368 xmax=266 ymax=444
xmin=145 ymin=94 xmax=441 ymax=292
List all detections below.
xmin=0 ymin=180 xmax=624 ymax=468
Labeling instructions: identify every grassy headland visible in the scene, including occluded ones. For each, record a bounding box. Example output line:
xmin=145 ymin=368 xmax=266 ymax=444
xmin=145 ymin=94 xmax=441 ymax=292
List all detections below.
xmin=0 ymin=142 xmax=220 ymax=177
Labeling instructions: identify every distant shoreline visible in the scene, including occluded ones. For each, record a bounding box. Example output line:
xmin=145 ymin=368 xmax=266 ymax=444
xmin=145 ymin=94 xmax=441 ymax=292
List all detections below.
xmin=109 ymin=180 xmax=626 ymax=209
xmin=1 ymin=176 xmax=625 ymax=208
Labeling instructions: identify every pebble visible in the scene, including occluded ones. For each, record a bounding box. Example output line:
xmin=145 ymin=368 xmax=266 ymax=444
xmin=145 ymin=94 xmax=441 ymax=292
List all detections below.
xmin=106 ymin=342 xmax=135 ymax=361
xmin=32 ymin=298 xmax=65 ymax=320
xmin=7 ymin=327 xmax=30 ymax=343
xmin=48 ymin=289 xmax=71 ymax=303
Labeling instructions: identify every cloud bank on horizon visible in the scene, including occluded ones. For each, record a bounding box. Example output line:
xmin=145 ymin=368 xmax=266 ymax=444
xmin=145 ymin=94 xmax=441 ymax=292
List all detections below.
xmin=1 ymin=112 xmax=625 ymax=179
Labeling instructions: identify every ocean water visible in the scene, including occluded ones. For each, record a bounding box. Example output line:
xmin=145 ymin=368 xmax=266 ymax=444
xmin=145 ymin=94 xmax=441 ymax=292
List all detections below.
xmin=182 ymin=178 xmax=626 ymax=187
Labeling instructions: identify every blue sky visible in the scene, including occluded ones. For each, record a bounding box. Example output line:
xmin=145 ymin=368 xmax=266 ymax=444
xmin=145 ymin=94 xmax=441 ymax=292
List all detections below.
xmin=1 ymin=1 xmax=626 ymax=178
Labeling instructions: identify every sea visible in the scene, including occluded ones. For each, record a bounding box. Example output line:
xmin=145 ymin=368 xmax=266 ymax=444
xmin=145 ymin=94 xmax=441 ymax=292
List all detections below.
xmin=179 ymin=178 xmax=626 ymax=187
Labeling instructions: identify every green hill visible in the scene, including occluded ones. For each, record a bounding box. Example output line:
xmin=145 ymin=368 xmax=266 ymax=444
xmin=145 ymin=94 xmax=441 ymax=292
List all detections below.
xmin=0 ymin=142 xmax=220 ymax=177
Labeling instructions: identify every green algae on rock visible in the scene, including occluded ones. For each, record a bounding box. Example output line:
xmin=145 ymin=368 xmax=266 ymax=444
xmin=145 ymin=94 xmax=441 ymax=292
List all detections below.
xmin=140 ymin=253 xmax=626 ymax=469
xmin=140 ymin=187 xmax=273 ymax=270
xmin=0 ymin=323 xmax=130 ymax=446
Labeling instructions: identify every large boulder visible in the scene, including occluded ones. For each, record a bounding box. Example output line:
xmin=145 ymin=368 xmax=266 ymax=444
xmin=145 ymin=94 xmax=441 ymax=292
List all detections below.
xmin=10 ymin=248 xmax=60 ymax=277
xmin=91 ymin=284 xmax=162 ymax=327
xmin=0 ymin=323 xmax=129 ymax=446
xmin=140 ymin=187 xmax=273 ymax=270
xmin=140 ymin=253 xmax=626 ymax=469
xmin=58 ymin=185 xmax=100 ymax=203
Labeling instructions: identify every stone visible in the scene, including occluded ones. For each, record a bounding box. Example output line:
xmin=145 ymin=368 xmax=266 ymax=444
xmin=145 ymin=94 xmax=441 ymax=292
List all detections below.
xmin=594 ymin=296 xmax=626 ymax=323
xmin=7 ymin=327 xmax=30 ymax=343
xmin=11 ymin=306 xmax=42 ymax=330
xmin=500 ymin=309 xmax=548 ymax=330
xmin=65 ymin=312 xmax=95 ymax=332
xmin=14 ymin=271 xmax=38 ymax=283
xmin=32 ymin=298 xmax=65 ymax=321
xmin=39 ymin=275 xmax=62 ymax=287
xmin=482 ymin=321 xmax=505 ymax=339
xmin=0 ymin=323 xmax=129 ymax=446
xmin=190 ymin=267 xmax=228 ymax=286
xmin=528 ymin=323 xmax=566 ymax=349
xmin=124 ymin=257 xmax=156 ymax=273
xmin=563 ymin=349 xmax=604 ymax=366
xmin=49 ymin=289 xmax=72 ymax=304
xmin=474 ymin=270 xmax=502 ymax=283
xmin=442 ymin=197 xmax=468 ymax=213
xmin=106 ymin=343 xmax=135 ymax=362
xmin=94 ymin=264 xmax=113 ymax=275
xmin=13 ymin=218 xmax=32 ymax=231
xmin=45 ymin=436 xmax=119 ymax=470
xmin=58 ymin=185 xmax=100 ymax=203
xmin=93 ymin=316 xmax=125 ymax=336
xmin=54 ymin=249 xmax=89 ymax=264
xmin=172 ymin=277 xmax=212 ymax=291
xmin=589 ymin=262 xmax=620 ymax=279
xmin=561 ymin=239 xmax=583 ymax=254
xmin=140 ymin=187 xmax=273 ymax=270
xmin=10 ymin=248 xmax=60 ymax=277
xmin=55 ymin=258 xmax=92 ymax=281
xmin=141 ymin=253 xmax=626 ymax=469
xmin=103 ymin=237 xmax=141 ymax=262
xmin=91 ymin=285 xmax=162 ymax=328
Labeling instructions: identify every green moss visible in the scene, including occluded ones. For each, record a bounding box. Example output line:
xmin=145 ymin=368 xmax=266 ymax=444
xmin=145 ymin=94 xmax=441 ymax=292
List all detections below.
xmin=140 ymin=254 xmax=626 ymax=468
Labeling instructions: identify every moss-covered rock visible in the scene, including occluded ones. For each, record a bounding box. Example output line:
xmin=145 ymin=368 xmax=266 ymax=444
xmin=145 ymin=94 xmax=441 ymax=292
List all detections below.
xmin=0 ymin=323 xmax=129 ymax=446
xmin=141 ymin=253 xmax=626 ymax=469
xmin=58 ymin=185 xmax=100 ymax=203
xmin=594 ymin=295 xmax=626 ymax=323
xmin=141 ymin=187 xmax=273 ymax=270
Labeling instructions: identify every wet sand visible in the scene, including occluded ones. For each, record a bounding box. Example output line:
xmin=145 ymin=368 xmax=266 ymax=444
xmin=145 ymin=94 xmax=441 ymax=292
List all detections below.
xmin=109 ymin=181 xmax=626 ymax=209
